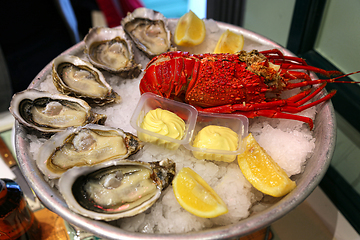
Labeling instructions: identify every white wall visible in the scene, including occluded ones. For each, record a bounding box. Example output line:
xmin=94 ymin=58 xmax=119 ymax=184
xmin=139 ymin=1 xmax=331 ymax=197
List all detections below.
xmin=188 ymin=0 xmax=207 ymax=19
xmin=243 ymin=0 xmax=296 ymax=47
xmin=315 ymin=0 xmax=360 ymax=81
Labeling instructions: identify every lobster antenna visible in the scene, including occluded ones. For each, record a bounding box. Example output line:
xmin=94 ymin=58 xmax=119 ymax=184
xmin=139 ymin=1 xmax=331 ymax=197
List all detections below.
xmin=327 ymin=70 xmax=360 ymax=83
xmin=285 ymin=70 xmax=360 ymax=89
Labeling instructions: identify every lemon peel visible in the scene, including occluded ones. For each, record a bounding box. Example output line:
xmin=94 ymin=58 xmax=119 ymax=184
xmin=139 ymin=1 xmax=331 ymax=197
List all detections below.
xmin=172 ymin=167 xmax=228 ymax=218
xmin=214 ymin=29 xmax=244 ymax=53
xmin=174 ymin=10 xmax=206 ymax=47
xmin=237 ymin=133 xmax=296 ymax=197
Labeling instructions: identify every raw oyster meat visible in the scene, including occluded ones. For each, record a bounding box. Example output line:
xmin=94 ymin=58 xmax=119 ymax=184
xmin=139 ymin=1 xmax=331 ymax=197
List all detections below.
xmin=58 ymin=158 xmax=175 ymax=221
xmin=9 ymin=89 xmax=106 ymax=134
xmin=84 ymin=26 xmax=141 ymax=78
xmin=52 ymin=55 xmax=121 ymax=106
xmin=36 ymin=124 xmax=142 ymax=179
xmin=121 ymin=7 xmax=172 ymax=58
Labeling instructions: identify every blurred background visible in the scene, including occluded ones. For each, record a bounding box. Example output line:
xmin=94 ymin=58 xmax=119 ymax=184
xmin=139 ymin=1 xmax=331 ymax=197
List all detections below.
xmin=0 ymin=0 xmax=359 ymax=238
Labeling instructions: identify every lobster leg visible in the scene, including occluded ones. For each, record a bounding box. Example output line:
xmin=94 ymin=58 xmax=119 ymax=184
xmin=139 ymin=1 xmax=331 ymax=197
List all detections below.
xmin=281 ymin=70 xmax=312 ymax=81
xmin=260 ymin=49 xmax=342 ymax=77
xmin=260 ymin=49 xmax=309 ymax=66
xmin=199 ymin=84 xmax=326 ymax=112
xmin=199 ymin=83 xmax=335 ymax=130
xmin=240 ymin=110 xmax=315 ymax=130
xmin=199 ymin=104 xmax=315 ymax=129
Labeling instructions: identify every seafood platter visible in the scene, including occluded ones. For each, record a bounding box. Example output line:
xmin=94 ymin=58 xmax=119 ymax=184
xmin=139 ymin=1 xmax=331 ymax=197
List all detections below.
xmin=11 ymin=8 xmax=336 ymax=239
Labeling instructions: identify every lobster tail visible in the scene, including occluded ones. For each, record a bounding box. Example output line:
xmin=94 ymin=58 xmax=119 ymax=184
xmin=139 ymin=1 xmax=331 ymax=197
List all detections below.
xmin=140 ymin=51 xmax=197 ymax=101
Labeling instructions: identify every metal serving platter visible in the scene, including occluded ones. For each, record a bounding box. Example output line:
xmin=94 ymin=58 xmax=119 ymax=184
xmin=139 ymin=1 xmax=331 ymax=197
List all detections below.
xmin=14 ymin=20 xmax=335 ymax=239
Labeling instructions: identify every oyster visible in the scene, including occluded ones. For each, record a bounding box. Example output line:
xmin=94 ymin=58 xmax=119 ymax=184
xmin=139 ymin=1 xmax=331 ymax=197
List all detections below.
xmin=121 ymin=7 xmax=172 ymax=58
xmin=36 ymin=124 xmax=142 ymax=179
xmin=84 ymin=26 xmax=141 ymax=78
xmin=52 ymin=55 xmax=121 ymax=106
xmin=58 ymin=158 xmax=175 ymax=221
xmin=9 ymin=89 xmax=106 ymax=134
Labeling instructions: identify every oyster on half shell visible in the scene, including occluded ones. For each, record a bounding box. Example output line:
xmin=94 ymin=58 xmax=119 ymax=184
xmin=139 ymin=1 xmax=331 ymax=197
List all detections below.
xmin=52 ymin=55 xmax=121 ymax=106
xmin=121 ymin=7 xmax=172 ymax=58
xmin=36 ymin=124 xmax=142 ymax=179
xmin=84 ymin=26 xmax=141 ymax=78
xmin=9 ymin=89 xmax=106 ymax=134
xmin=58 ymin=158 xmax=175 ymax=221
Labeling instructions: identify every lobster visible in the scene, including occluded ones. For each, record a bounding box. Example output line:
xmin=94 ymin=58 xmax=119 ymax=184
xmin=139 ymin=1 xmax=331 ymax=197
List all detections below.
xmin=139 ymin=49 xmax=359 ymax=129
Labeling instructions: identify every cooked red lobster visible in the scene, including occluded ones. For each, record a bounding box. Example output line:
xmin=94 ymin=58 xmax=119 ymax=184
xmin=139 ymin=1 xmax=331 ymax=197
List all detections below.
xmin=139 ymin=49 xmax=358 ymax=129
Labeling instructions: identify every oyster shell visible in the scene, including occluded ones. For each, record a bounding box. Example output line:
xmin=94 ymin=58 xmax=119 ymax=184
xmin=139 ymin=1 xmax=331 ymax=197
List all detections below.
xmin=9 ymin=89 xmax=106 ymax=134
xmin=58 ymin=158 xmax=175 ymax=221
xmin=121 ymin=7 xmax=172 ymax=58
xmin=36 ymin=124 xmax=142 ymax=179
xmin=84 ymin=26 xmax=141 ymax=78
xmin=52 ymin=55 xmax=121 ymax=106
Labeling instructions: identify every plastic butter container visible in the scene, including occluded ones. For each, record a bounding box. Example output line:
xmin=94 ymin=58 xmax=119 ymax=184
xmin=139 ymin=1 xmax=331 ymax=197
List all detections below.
xmin=130 ymin=93 xmax=198 ymax=150
xmin=184 ymin=112 xmax=248 ymax=162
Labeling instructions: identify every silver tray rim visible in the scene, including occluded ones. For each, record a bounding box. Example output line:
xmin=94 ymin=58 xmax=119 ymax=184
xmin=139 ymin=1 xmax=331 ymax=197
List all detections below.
xmin=14 ymin=20 xmax=336 ymax=239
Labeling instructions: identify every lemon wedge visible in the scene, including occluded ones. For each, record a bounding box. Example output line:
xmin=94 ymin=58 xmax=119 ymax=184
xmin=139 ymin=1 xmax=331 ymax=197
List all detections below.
xmin=174 ymin=10 xmax=206 ymax=47
xmin=214 ymin=29 xmax=244 ymax=53
xmin=237 ymin=133 xmax=296 ymax=197
xmin=173 ymin=167 xmax=228 ymax=218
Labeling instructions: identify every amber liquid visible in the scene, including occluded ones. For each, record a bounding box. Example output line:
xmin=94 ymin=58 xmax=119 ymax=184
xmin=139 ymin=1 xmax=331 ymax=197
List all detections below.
xmin=0 ymin=179 xmax=41 ymax=240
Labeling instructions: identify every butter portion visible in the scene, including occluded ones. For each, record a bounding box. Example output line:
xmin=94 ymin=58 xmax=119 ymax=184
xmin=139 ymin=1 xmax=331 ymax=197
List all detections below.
xmin=139 ymin=108 xmax=185 ymax=150
xmin=192 ymin=125 xmax=238 ymax=162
